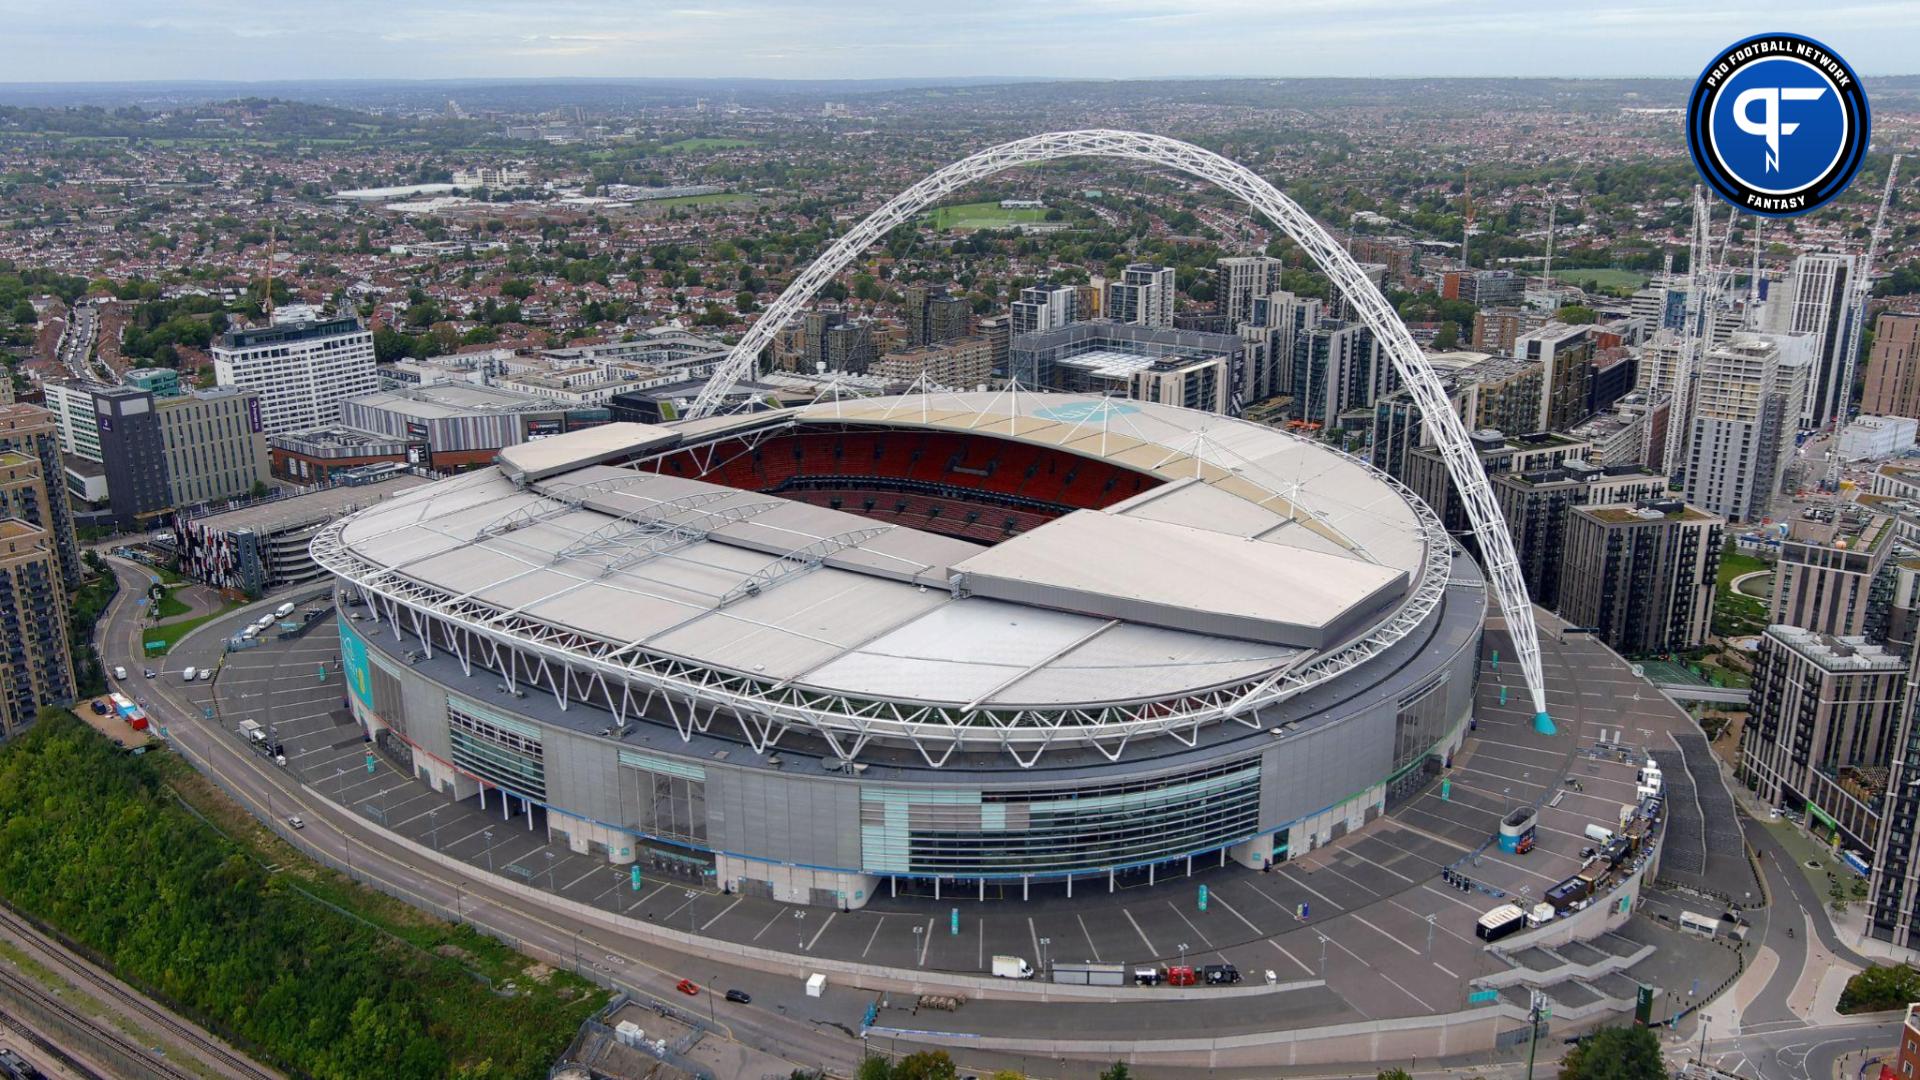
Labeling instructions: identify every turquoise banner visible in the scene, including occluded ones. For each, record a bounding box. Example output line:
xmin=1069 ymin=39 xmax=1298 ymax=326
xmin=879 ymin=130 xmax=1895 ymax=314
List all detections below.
xmin=339 ymin=619 xmax=373 ymax=707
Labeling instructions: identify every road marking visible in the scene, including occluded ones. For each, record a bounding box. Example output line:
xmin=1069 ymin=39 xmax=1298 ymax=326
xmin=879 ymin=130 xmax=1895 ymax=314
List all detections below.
xmin=1028 ymin=917 xmax=1040 ymax=972
xmin=919 ymin=918 xmax=934 ymax=966
xmin=702 ymin=896 xmax=743 ymax=930
xmin=750 ymin=906 xmax=785 ymax=942
xmin=1206 ymin=889 xmax=1266 ymax=941
xmin=1433 ymin=961 xmax=1458 ymax=979
xmin=1349 ymin=913 xmax=1421 ymax=955
xmin=1275 ymin=866 xmax=1342 ymax=911
xmin=803 ymin=911 xmax=837 ymax=950
xmin=1121 ymin=907 xmax=1158 ymax=956
xmin=1269 ymin=939 xmax=1314 ymax=976
xmin=563 ymin=864 xmax=603 ymax=892
xmin=862 ymin=916 xmax=887 ymax=958
xmin=1075 ymin=913 xmax=1102 ymax=962
xmin=1342 ymin=847 xmax=1417 ymax=883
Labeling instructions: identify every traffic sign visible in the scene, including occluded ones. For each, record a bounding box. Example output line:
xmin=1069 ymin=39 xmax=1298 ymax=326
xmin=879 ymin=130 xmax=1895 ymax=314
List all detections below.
xmin=1468 ymin=989 xmax=1500 ymax=1005
xmin=1198 ymin=884 xmax=1209 ymax=912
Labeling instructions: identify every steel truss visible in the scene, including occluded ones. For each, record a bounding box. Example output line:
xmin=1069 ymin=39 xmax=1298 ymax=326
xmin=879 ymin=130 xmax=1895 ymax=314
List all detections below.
xmin=312 ymin=452 xmax=1466 ymax=768
xmin=684 ymin=128 xmax=1548 ymax=721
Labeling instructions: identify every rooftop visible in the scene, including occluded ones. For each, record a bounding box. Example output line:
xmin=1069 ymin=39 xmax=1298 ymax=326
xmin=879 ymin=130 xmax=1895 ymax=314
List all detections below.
xmin=1580 ymin=500 xmax=1719 ymax=525
xmin=193 ymin=475 xmax=430 ymax=535
xmin=1764 ymin=626 xmax=1908 ymax=672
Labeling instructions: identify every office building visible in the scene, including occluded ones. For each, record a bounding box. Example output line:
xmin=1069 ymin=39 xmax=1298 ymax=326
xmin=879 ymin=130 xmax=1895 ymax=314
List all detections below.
xmin=212 ymin=315 xmax=378 ymax=437
xmin=0 ymin=406 xmax=80 ymax=587
xmin=1009 ymin=285 xmax=1078 ymax=338
xmin=871 ymin=336 xmax=995 ymax=389
xmin=175 ymin=468 xmax=429 ymax=596
xmin=0 ymin=519 xmax=73 ymax=738
xmin=1773 ymin=511 xmax=1897 ymax=640
xmin=1765 ymin=252 xmax=1857 ymax=428
xmin=1744 ymin=626 xmax=1905 ymax=855
xmin=1557 ymin=499 xmax=1721 ymax=655
xmin=1684 ymin=335 xmax=1806 ymax=523
xmin=1492 ymin=461 xmax=1668 ymax=611
xmin=157 ymin=388 xmax=272 ymax=509
xmin=903 ymin=284 xmax=971 ymax=347
xmin=1441 ymin=270 xmax=1524 ymax=308
xmin=1106 ymin=263 xmax=1175 ymax=329
xmin=93 ymin=385 xmax=171 ymax=530
xmin=1863 ymin=312 xmax=1920 ymax=421
xmin=123 ymin=367 xmax=182 ymax=398
xmin=1217 ymin=256 xmax=1282 ymax=328
xmin=39 ymin=379 xmax=106 ymax=463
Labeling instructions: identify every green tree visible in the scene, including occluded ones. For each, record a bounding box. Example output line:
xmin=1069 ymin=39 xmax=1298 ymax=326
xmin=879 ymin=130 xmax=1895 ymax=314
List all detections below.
xmin=857 ymin=1056 xmax=894 ymax=1080
xmin=1100 ymin=1065 xmax=1133 ymax=1080
xmin=1840 ymin=963 xmax=1920 ymax=1013
xmin=893 ymin=1052 xmax=957 ymax=1080
xmin=1434 ymin=322 xmax=1460 ymax=350
xmin=1557 ymin=304 xmax=1598 ymax=325
xmin=1378 ymin=1071 xmax=1414 ymax=1080
xmin=1558 ymin=1025 xmax=1666 ymax=1080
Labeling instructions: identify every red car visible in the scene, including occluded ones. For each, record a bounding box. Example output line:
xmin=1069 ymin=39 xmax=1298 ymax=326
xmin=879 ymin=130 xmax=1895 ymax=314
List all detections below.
xmin=1166 ymin=965 xmax=1196 ymax=987
xmin=675 ymin=979 xmax=699 ymax=996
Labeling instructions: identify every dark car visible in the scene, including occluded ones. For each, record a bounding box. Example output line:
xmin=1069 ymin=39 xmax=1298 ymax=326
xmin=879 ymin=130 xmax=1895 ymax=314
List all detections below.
xmin=89 ymin=699 xmax=109 ymax=715
xmin=724 ymin=989 xmax=751 ymax=1004
xmin=1201 ymin=964 xmax=1242 ymax=985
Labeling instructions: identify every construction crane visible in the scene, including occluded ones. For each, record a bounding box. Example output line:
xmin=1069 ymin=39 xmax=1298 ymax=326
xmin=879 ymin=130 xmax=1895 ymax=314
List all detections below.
xmin=1460 ymin=171 xmax=1477 ymax=270
xmin=1822 ymin=153 xmax=1903 ymax=502
xmin=1663 ymin=187 xmax=1717 ymax=478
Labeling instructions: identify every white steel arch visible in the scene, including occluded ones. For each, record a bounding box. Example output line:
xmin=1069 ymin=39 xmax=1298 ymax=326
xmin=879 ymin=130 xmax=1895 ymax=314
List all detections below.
xmin=688 ymin=129 xmax=1551 ymax=725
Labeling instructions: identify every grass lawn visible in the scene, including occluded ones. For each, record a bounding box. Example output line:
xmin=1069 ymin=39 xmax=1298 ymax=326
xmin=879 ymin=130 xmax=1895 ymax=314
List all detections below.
xmin=1717 ymin=545 xmax=1768 ymax=589
xmin=152 ymin=588 xmax=192 ymax=620
xmin=1713 ymin=542 xmax=1771 ymax=638
xmin=661 ymin=136 xmax=758 ymax=151
xmin=642 ymin=192 xmax=753 ymax=209
xmin=1556 ymin=268 xmax=1651 ymax=291
xmin=143 ymin=601 xmax=246 ymax=657
xmin=926 ymin=200 xmax=1050 ymax=230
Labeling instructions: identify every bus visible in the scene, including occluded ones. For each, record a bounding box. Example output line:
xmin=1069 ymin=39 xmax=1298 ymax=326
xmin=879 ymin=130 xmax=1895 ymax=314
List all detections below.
xmin=108 ymin=693 xmax=149 ymax=731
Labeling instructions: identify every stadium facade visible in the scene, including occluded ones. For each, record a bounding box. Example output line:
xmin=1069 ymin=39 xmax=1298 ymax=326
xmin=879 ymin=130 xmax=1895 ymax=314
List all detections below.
xmin=317 ymin=391 xmax=1484 ymax=908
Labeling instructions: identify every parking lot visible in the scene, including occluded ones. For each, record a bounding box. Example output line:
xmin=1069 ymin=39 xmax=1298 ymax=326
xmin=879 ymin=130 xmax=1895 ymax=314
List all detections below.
xmin=162 ymin=600 xmax=1706 ymax=1032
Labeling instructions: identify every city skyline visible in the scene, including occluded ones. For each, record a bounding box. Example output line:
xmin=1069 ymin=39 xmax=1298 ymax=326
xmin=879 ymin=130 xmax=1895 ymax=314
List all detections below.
xmin=3 ymin=0 xmax=1919 ymax=84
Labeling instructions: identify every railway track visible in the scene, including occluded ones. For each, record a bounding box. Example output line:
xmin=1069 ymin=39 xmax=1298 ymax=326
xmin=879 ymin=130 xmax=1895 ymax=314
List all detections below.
xmin=0 ymin=906 xmax=278 ymax=1080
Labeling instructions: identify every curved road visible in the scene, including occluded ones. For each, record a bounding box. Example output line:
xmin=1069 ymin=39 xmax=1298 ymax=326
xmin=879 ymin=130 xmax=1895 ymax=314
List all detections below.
xmin=100 ymin=559 xmax=871 ymax=1078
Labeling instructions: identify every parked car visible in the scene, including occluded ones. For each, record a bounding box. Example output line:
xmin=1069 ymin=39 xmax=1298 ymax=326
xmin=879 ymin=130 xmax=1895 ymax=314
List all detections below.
xmin=89 ymin=700 xmax=108 ymax=715
xmin=199 ymin=669 xmax=213 ymax=681
xmin=675 ymin=979 xmax=699 ymax=996
xmin=1201 ymin=964 xmax=1242 ymax=985
xmin=724 ymin=989 xmax=751 ymax=1004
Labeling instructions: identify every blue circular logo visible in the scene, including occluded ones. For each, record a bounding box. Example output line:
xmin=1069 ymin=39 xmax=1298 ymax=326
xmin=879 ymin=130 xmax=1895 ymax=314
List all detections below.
xmin=1687 ymin=33 xmax=1869 ymax=217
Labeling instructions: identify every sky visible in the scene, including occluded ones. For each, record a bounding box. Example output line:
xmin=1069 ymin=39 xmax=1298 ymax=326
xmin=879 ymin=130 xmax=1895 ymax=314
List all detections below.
xmin=3 ymin=0 xmax=1920 ymax=83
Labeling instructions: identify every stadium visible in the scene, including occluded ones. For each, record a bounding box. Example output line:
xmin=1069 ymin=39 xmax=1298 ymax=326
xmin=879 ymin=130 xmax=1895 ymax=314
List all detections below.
xmin=313 ymin=388 xmax=1487 ymax=909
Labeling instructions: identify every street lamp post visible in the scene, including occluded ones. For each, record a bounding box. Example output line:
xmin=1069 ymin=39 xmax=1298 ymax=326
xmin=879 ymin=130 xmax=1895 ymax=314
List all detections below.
xmin=545 ymin=851 xmax=558 ymax=891
xmin=1038 ymin=936 xmax=1051 ymax=979
xmin=1318 ymin=933 xmax=1329 ymax=976
xmin=483 ymin=829 xmax=495 ymax=871
xmin=1426 ymin=913 xmax=1436 ymax=955
xmin=428 ymin=807 xmax=440 ymax=849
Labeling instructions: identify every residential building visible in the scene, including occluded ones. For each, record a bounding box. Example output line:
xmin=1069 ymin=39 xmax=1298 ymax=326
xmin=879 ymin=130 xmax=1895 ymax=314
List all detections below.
xmin=1773 ymin=510 xmax=1897 ymax=639
xmin=1009 ymin=284 xmax=1078 ymax=338
xmin=1472 ymin=308 xmax=1532 ymax=356
xmin=212 ymin=315 xmax=377 ymax=438
xmin=1009 ymin=321 xmax=1240 ymax=414
xmin=1217 ymin=256 xmax=1282 ymax=328
xmin=1863 ymin=312 xmax=1920 ymax=420
xmin=1870 ymin=672 xmax=1920 ymax=949
xmin=0 ymin=406 xmax=80 ymax=587
xmin=1492 ymin=461 xmax=1668 ymax=610
xmin=1744 ymin=626 xmax=1905 ymax=856
xmin=903 ymin=284 xmax=971 ymax=347
xmin=40 ymin=378 xmax=107 ymax=463
xmin=1106 ymin=263 xmax=1175 ymax=329
xmin=1441 ymin=269 xmax=1524 ymax=308
xmin=1514 ymin=322 xmax=1596 ymax=431
xmin=1684 ymin=335 xmax=1806 ymax=523
xmin=872 ymin=336 xmax=995 ymax=389
xmin=1290 ymin=319 xmax=1389 ymax=429
xmin=1404 ymin=430 xmax=1590 ymax=554
xmin=1764 ymin=252 xmax=1857 ymax=428
xmin=1557 ymin=499 xmax=1722 ymax=655
xmin=0 ymin=519 xmax=73 ymax=738
xmin=976 ymin=315 xmax=1011 ymax=376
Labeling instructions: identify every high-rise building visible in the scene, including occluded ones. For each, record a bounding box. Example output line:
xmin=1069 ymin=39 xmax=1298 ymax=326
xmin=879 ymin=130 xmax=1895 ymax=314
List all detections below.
xmin=156 ymin=387 xmax=272 ymax=509
xmin=1289 ymin=319 xmax=1395 ymax=429
xmin=1491 ymin=461 xmax=1669 ymax=611
xmin=1557 ymin=499 xmax=1721 ymax=655
xmin=1441 ymin=269 xmax=1524 ymax=308
xmin=1404 ymin=430 xmax=1590 ymax=555
xmin=976 ymin=314 xmax=1011 ymax=376
xmin=1009 ymin=285 xmax=1077 ymax=337
xmin=40 ymin=379 xmax=107 ymax=463
xmin=212 ymin=315 xmax=377 ymax=438
xmin=1106 ymin=263 xmax=1175 ymax=329
xmin=824 ymin=321 xmax=876 ymax=374
xmin=1765 ymin=252 xmax=1857 ymax=428
xmin=903 ymin=284 xmax=971 ymax=347
xmin=0 ymin=518 xmax=73 ymax=739
xmin=1216 ymin=256 xmax=1282 ymax=328
xmin=1514 ymin=322 xmax=1596 ymax=431
xmin=1008 ymin=321 xmax=1239 ymax=414
xmin=1472 ymin=308 xmax=1534 ymax=356
xmin=93 ymin=385 xmax=172 ymax=531
xmin=1772 ymin=511 xmax=1897 ymax=640
xmin=1862 ymin=312 xmax=1920 ymax=421
xmin=1744 ymin=626 xmax=1905 ymax=855
xmin=1684 ymin=335 xmax=1806 ymax=522
xmin=0 ymin=405 xmax=80 ymax=588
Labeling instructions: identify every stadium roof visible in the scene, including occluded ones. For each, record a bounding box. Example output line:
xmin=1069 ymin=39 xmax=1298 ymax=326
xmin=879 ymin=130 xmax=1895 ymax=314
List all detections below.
xmin=322 ymin=392 xmax=1447 ymax=757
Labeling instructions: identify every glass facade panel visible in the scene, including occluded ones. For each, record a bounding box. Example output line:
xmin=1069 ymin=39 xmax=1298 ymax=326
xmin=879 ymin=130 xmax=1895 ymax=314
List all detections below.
xmin=860 ymin=760 xmax=1261 ymax=877
xmin=447 ymin=699 xmax=546 ymax=799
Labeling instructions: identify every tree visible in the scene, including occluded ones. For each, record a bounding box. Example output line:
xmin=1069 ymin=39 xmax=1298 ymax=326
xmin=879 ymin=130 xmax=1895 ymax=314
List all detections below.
xmin=1840 ymin=963 xmax=1920 ymax=1013
xmin=1099 ymin=1065 xmax=1133 ymax=1080
xmin=1558 ymin=1025 xmax=1666 ymax=1080
xmin=1378 ymin=1071 xmax=1414 ymax=1080
xmin=1557 ymin=304 xmax=1598 ymax=325
xmin=1434 ymin=322 xmax=1460 ymax=350
xmin=893 ymin=1052 xmax=957 ymax=1080
xmin=857 ymin=1056 xmax=893 ymax=1080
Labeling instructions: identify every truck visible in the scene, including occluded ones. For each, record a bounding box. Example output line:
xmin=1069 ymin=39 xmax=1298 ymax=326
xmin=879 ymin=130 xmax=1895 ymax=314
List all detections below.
xmin=991 ymin=955 xmax=1034 ymax=979
xmin=1475 ymin=904 xmax=1527 ymax=942
xmin=1526 ymin=902 xmax=1556 ymax=928
xmin=1051 ymin=962 xmax=1126 ymax=986
xmin=238 ymin=719 xmax=266 ymax=743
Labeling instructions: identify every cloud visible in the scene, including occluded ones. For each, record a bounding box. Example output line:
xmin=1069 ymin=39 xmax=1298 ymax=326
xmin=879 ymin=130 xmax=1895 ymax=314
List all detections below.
xmin=0 ymin=0 xmax=1915 ymax=81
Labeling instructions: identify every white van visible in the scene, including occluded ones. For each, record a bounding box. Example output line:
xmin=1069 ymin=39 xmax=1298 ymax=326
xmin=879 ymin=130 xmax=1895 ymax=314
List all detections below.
xmin=275 ymin=602 xmax=296 ymax=619
xmin=112 ymin=666 xmax=128 ymax=680
xmin=1583 ymin=823 xmax=1616 ymax=845
xmin=242 ymin=625 xmax=259 ymax=640
xmin=181 ymin=666 xmax=197 ymax=681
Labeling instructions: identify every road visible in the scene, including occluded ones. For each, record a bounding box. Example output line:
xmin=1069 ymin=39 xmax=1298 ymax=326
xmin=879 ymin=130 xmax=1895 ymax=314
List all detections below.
xmin=100 ymin=558 xmax=873 ymax=1077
